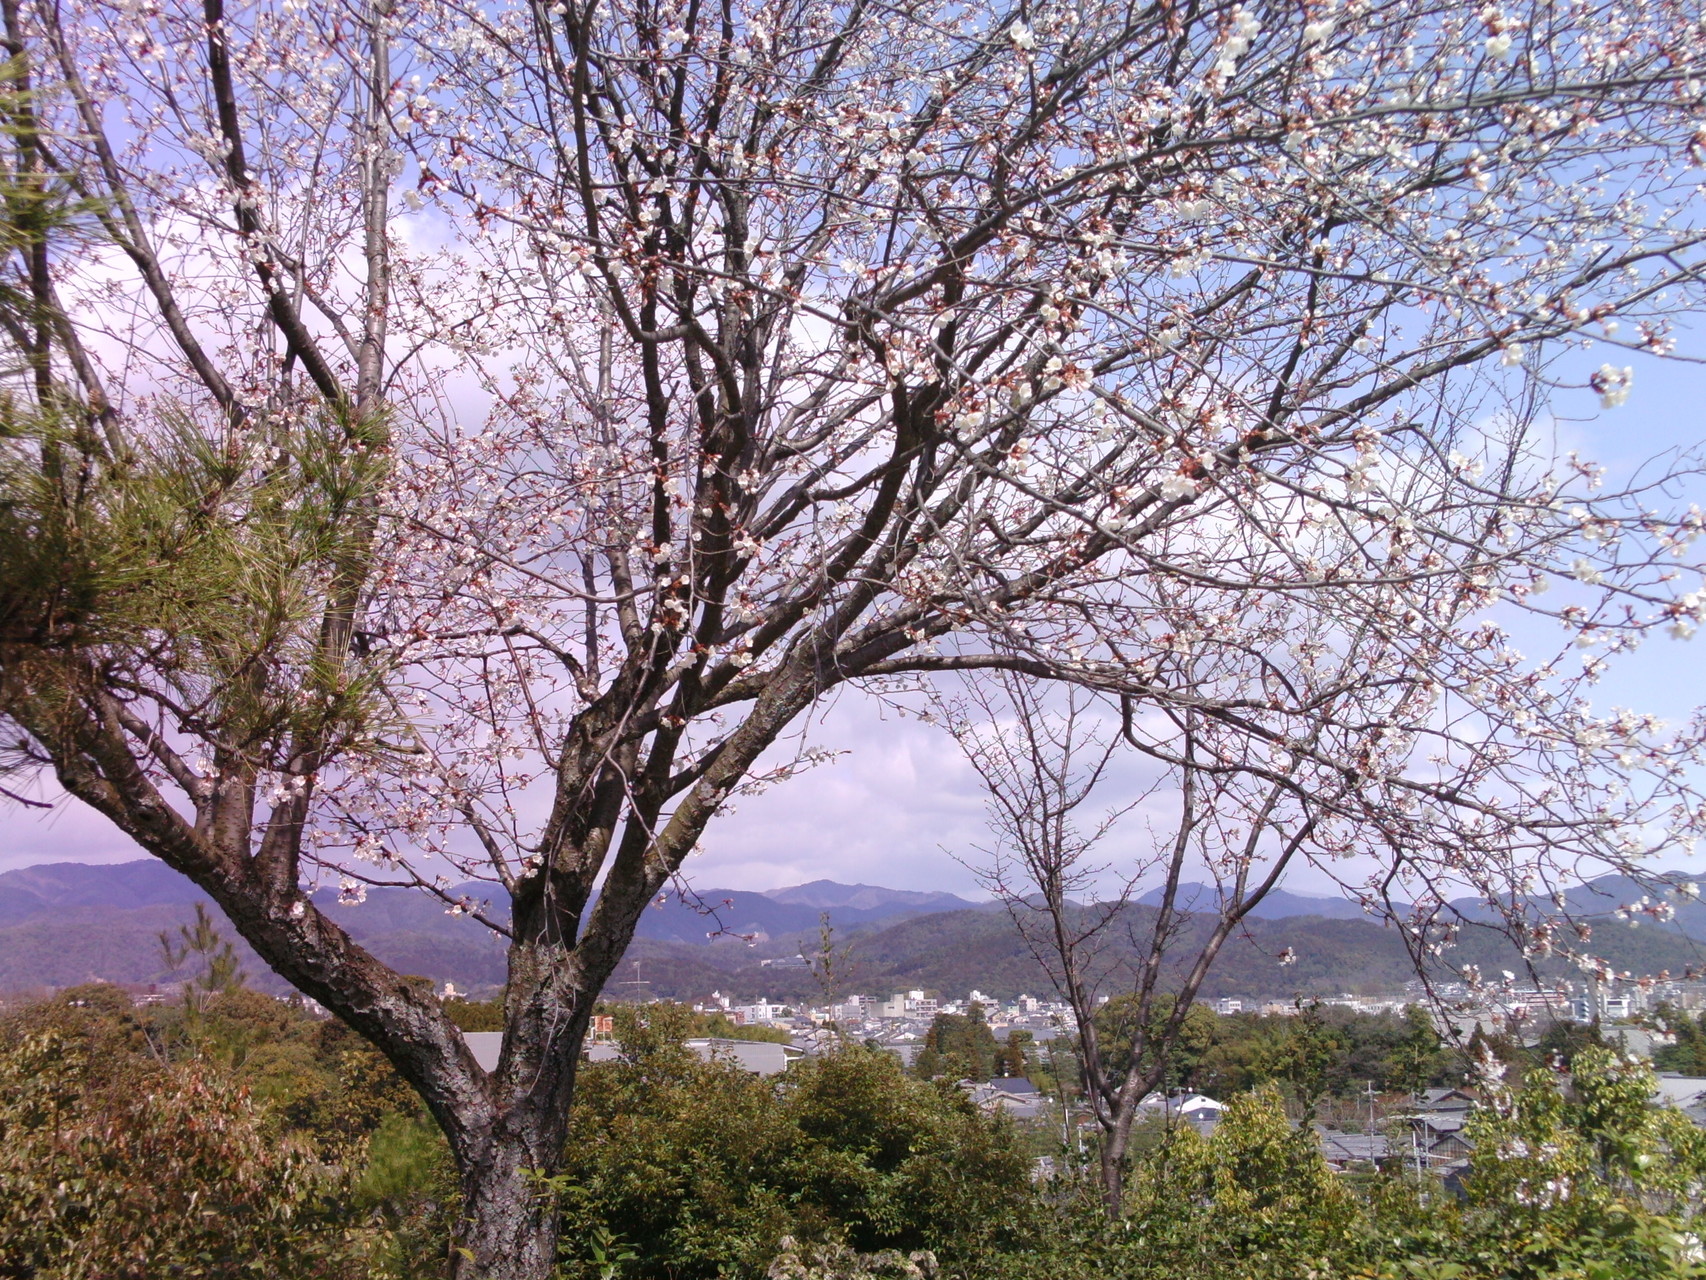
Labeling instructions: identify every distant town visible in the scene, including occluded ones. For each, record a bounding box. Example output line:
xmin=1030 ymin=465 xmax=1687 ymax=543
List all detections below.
xmin=688 ymin=975 xmax=1699 ymax=1062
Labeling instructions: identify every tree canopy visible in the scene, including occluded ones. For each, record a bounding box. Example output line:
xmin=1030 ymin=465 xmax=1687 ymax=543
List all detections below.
xmin=2 ymin=0 xmax=1706 ymax=1271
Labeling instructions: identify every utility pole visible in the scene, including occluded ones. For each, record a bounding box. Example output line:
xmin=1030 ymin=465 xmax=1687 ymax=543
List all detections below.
xmin=1050 ymin=1037 xmax=1071 ymax=1170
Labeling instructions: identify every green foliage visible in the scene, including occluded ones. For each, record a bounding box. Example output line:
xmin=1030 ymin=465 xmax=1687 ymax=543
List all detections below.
xmin=975 ymin=1088 xmax=1370 ymax=1280
xmin=1179 ymin=1003 xmax=1467 ymax=1103
xmin=767 ymin=1239 xmax=939 ymax=1280
xmin=1092 ymin=994 xmax=1219 ymax=1090
xmin=983 ymin=1054 xmax=1706 ymax=1280
xmin=303 ymin=1018 xmax=430 ymax=1153
xmin=806 ymin=912 xmax=857 ymax=1020
xmin=3 ymin=982 xmax=155 ymax=1083
xmin=1354 ymin=1047 xmax=1706 ymax=1279
xmin=692 ymin=1009 xmax=795 ymax=1043
xmin=1530 ymin=1019 xmax=1613 ymax=1071
xmin=354 ymin=1113 xmax=455 ymax=1213
xmin=159 ymin=901 xmax=249 ymax=1010
xmin=551 ymin=1004 xmax=1031 ymax=1280
xmin=635 ymin=999 xmax=799 ymax=1043
xmin=996 ymin=1029 xmax=1035 ymax=1080
xmin=10 ymin=968 xmax=1706 ymax=1280
xmin=352 ymin=1113 xmax=459 ymax=1280
xmin=0 ymin=1028 xmax=363 ymax=1279
xmin=1652 ymin=1004 xmax=1706 ymax=1074
xmin=913 ymin=1007 xmax=1001 ymax=1081
xmin=1427 ymin=1049 xmax=1706 ymax=1278
xmin=0 ymin=399 xmax=392 ymax=781
xmin=0 ymin=954 xmax=436 ymax=1280
xmin=1254 ymin=1002 xmax=1342 ymax=1111
xmin=1120 ymin=1087 xmax=1364 ymax=1278
xmin=1389 ymin=1006 xmax=1451 ymax=1097
xmin=444 ymin=996 xmax=506 ymax=1031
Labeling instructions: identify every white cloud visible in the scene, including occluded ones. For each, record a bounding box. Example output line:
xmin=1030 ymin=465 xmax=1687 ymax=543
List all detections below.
xmin=692 ymin=697 xmax=991 ymax=894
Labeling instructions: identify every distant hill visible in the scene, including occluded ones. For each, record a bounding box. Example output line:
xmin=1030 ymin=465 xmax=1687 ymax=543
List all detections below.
xmin=635 ymin=881 xmax=977 ymax=946
xmin=765 ymin=881 xmax=974 ymax=914
xmin=0 ymin=861 xmax=975 ymax=995
xmin=606 ymin=901 xmax=1706 ymax=1004
xmin=2 ymin=860 xmax=1701 ymax=1004
xmin=725 ymin=901 xmax=1706 ymax=1005
xmin=1527 ymin=872 xmax=1706 ymax=937
xmin=1135 ymin=874 xmax=1706 ymax=935
xmin=0 ymin=859 xmax=208 ymax=926
xmin=1134 ymin=882 xmax=1395 ymax=922
xmin=0 ymin=862 xmax=515 ymax=994
xmin=0 ymin=903 xmax=228 ymax=991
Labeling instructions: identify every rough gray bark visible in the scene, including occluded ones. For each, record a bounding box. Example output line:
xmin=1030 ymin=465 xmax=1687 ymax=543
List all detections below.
xmin=451 ymin=1089 xmax=573 ymax=1280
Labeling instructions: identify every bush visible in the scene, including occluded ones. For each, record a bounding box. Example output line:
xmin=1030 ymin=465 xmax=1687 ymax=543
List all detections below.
xmin=353 ymin=1113 xmax=459 ymax=1280
xmin=552 ymin=1006 xmax=1032 ymax=1280
xmin=1112 ymin=1087 xmax=1366 ymax=1280
xmin=767 ymin=1239 xmax=938 ymax=1280
xmin=985 ymin=1055 xmax=1706 ymax=1280
xmin=1411 ymin=1048 xmax=1706 ymax=1280
xmin=0 ymin=1030 xmax=363 ymax=1279
xmin=11 ymin=980 xmax=1704 ymax=1280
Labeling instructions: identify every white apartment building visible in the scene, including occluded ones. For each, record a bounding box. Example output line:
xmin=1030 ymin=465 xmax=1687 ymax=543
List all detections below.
xmin=734 ymin=999 xmax=788 ymax=1024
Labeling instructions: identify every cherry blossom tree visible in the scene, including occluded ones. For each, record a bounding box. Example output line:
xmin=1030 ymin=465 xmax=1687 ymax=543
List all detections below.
xmin=3 ymin=0 xmax=1706 ymax=1271
xmin=945 ymin=672 xmax=1345 ymax=1216
xmin=944 ymin=591 xmax=1696 ymax=1215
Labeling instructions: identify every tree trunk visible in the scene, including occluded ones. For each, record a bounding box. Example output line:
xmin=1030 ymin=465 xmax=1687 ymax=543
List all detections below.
xmin=452 ymin=1130 xmax=561 ymax=1280
xmin=1098 ymin=1135 xmax=1126 ymax=1219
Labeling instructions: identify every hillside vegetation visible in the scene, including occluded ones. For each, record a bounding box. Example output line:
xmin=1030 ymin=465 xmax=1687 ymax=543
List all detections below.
xmin=4 ymin=861 xmax=1703 ymax=1002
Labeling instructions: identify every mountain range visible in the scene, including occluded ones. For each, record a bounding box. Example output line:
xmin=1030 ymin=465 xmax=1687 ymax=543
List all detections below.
xmin=1134 ymin=882 xmax=1387 ymax=921
xmin=0 ymin=860 xmax=982 ymax=994
xmin=2 ymin=860 xmax=1702 ymax=1003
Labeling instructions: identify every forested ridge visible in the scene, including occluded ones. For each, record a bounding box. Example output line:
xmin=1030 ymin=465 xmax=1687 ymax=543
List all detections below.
xmin=6 ymin=892 xmax=1698 ymax=1003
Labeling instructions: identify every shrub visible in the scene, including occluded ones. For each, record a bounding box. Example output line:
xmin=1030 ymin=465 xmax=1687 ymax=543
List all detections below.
xmin=1115 ymin=1087 xmax=1366 ymax=1280
xmin=551 ymin=1006 xmax=1031 ymax=1280
xmin=0 ymin=1030 xmax=362 ymax=1279
xmin=353 ymin=1113 xmax=460 ymax=1280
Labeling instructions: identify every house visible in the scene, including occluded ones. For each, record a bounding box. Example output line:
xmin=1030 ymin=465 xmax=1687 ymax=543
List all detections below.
xmin=1138 ymin=1090 xmax=1225 ymax=1122
xmin=962 ymin=1077 xmax=1051 ymax=1120
xmin=1425 ymin=1120 xmax=1475 ymax=1164
xmin=1650 ymin=1073 xmax=1706 ymax=1112
xmin=1414 ymin=1087 xmax=1476 ymax=1114
xmin=1134 ymin=1090 xmax=1225 ymax=1132
xmin=684 ymin=1037 xmax=803 ymax=1075
xmin=1172 ymin=1095 xmax=1224 ymax=1126
xmin=1647 ymin=1073 xmax=1706 ymax=1127
xmin=1317 ymin=1129 xmax=1390 ymax=1169
xmin=1391 ymin=1087 xmax=1479 ymax=1168
xmin=733 ymin=999 xmax=789 ymax=1024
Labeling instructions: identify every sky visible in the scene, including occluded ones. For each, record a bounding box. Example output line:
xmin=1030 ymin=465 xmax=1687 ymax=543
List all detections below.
xmin=6 ymin=342 xmax=1706 ymax=902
